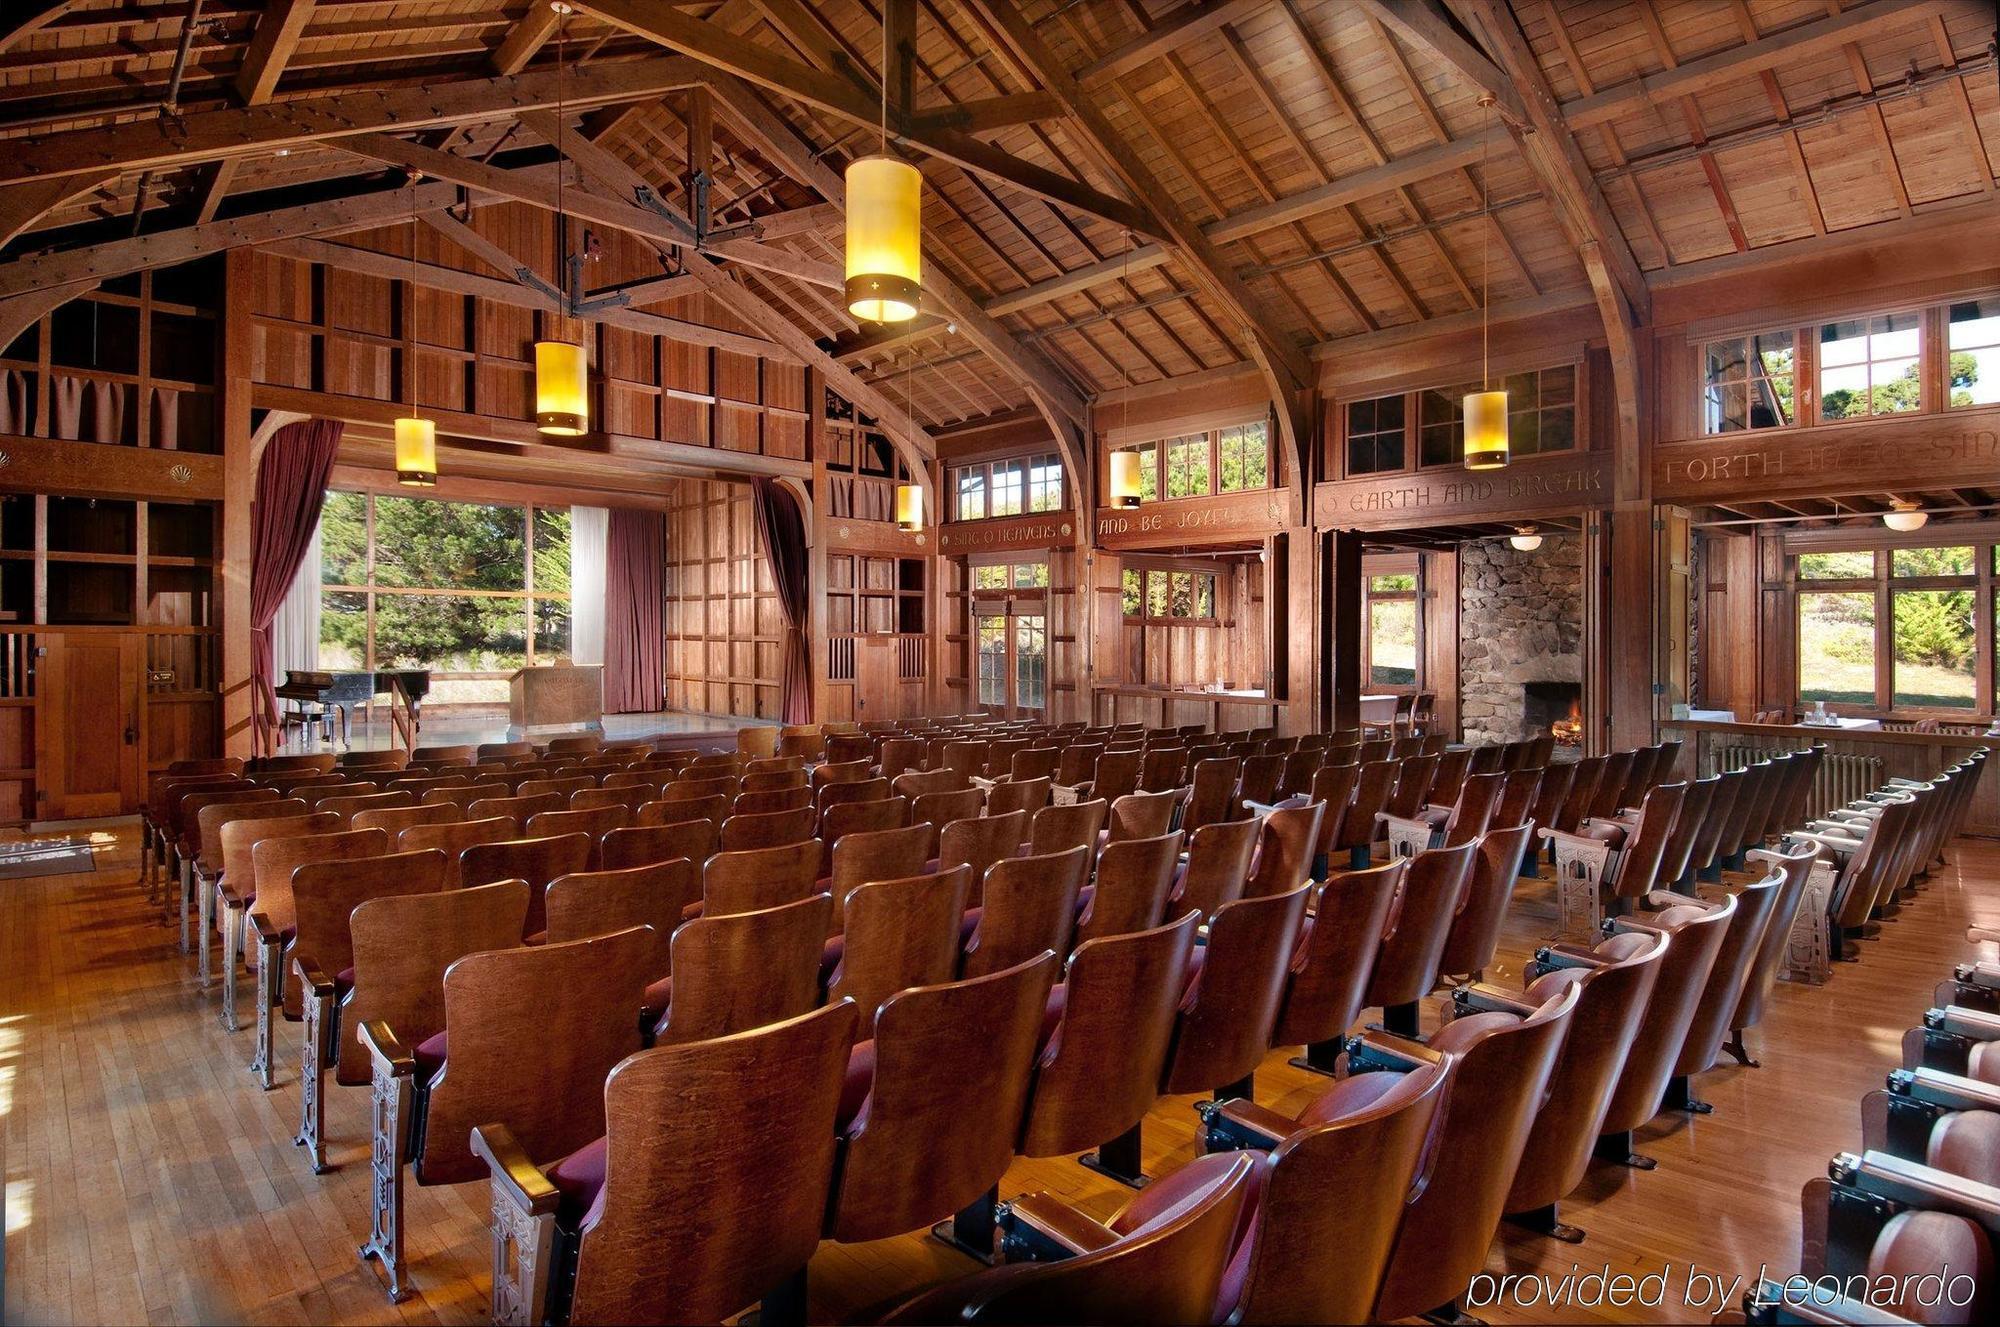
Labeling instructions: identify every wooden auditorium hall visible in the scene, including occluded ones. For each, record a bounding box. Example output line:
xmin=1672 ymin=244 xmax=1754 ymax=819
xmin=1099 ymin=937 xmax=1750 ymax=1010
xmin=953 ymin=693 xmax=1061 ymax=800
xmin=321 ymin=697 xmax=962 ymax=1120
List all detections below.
xmin=4 ymin=1 xmax=2000 ymax=1324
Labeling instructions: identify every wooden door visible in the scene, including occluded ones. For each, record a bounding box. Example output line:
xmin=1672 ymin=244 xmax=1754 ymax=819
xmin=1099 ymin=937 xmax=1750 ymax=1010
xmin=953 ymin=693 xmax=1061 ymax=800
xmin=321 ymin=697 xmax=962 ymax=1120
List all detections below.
xmin=856 ymin=636 xmax=900 ymax=722
xmin=36 ymin=632 xmax=143 ymax=819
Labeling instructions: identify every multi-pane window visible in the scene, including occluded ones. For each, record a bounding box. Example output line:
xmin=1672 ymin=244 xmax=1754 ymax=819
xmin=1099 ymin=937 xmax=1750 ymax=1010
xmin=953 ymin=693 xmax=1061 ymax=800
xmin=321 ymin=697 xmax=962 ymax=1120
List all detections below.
xmin=1346 ymin=395 xmax=1406 ymax=475
xmin=1702 ymin=329 xmax=1796 ymax=433
xmin=1948 ymin=298 xmax=2000 ymax=410
xmin=1418 ymin=382 xmax=1475 ymax=468
xmin=1793 ymin=543 xmax=1987 ymax=714
xmin=971 ymin=561 xmax=1047 ymax=591
xmin=1501 ymin=365 xmax=1577 ymax=457
xmin=318 ymin=490 xmax=571 ymax=707
xmin=1121 ymin=566 xmax=1218 ymax=621
xmin=1114 ymin=421 xmax=1271 ymax=501
xmin=948 ymin=452 xmax=1064 ymax=520
xmin=1819 ymin=314 xmax=1922 ymax=420
xmin=1364 ymin=571 xmax=1419 ymax=689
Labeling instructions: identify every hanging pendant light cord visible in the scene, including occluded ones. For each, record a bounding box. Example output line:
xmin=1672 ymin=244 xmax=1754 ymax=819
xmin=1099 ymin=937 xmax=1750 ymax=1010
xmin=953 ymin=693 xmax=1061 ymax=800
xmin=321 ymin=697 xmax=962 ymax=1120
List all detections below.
xmin=1480 ymin=95 xmax=1491 ymax=393
xmin=408 ymin=177 xmax=419 ymax=410
xmin=555 ymin=3 xmax=569 ymax=313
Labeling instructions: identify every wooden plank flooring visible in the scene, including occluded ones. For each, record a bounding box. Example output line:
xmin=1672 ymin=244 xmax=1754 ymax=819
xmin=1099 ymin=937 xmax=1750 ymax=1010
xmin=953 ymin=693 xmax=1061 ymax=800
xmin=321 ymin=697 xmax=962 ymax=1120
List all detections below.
xmin=3 ymin=824 xmax=1994 ymax=1325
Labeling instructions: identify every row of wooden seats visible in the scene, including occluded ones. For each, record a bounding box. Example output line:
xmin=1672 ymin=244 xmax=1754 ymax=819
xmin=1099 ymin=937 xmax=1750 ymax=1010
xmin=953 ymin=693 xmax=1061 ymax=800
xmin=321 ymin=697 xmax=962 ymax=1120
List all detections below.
xmin=1721 ymin=932 xmax=2000 ymax=1325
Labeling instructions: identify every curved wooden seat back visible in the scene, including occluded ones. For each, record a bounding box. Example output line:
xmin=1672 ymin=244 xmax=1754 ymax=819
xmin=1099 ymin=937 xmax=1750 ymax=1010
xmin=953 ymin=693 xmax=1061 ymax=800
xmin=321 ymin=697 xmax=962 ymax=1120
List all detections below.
xmin=1052 ymin=743 xmax=1103 ymax=787
xmin=821 ymin=797 xmax=912 ymax=869
xmin=716 ymin=805 xmax=815 ymax=853
xmin=1684 ymin=766 xmax=1742 ymax=879
xmin=1504 ymin=930 xmax=1667 ymax=1219
xmin=1274 ymin=859 xmax=1404 ymax=1048
xmin=828 ymin=823 xmax=933 ymax=926
xmin=410 ymin=744 xmax=476 ymax=765
xmin=1527 ymin=762 xmax=1576 ymax=838
xmin=1182 ymin=757 xmax=1243 ymax=836
xmin=1609 ymin=782 xmax=1687 ymax=902
xmin=545 ymin=734 xmax=603 ymax=755
xmin=1587 ymin=749 xmax=1636 ymax=820
xmin=701 ymin=838 xmax=821 ymax=917
xmin=152 ymin=773 xmax=245 ymax=834
xmin=184 ymin=787 xmax=281 ymax=860
xmin=544 ymin=859 xmax=701 ymax=974
xmin=1428 ymin=747 xmax=1475 ymax=810
xmin=964 ymin=846 xmax=1090 ymax=979
xmin=906 ymin=788 xmax=982 ymax=840
xmin=602 ymin=769 xmax=668 ymax=794
xmin=986 ymin=776 xmax=1051 ymax=823
xmin=1495 ymin=768 xmax=1542 ymax=831
xmin=1776 ymin=746 xmax=1824 ymax=834
xmin=939 ymin=811 xmax=1028 ymax=906
xmin=1078 ymin=831 xmax=1184 ymax=947
xmin=1278 ymin=751 xmax=1322 ymax=799
xmin=1239 ymin=753 xmax=1286 ymax=807
xmin=1337 ymin=761 xmax=1399 ymax=854
xmin=1307 ymin=764 xmax=1361 ymax=858
xmin=1363 ymin=842 xmax=1478 ymax=1010
xmin=1175 ymin=818 xmax=1260 ymax=920
xmin=829 ymin=951 xmax=1060 ymax=1243
xmin=1739 ymin=751 xmax=1790 ymax=847
xmin=599 ymin=818 xmax=717 ymax=873
xmin=815 ymin=777 xmax=891 ymax=818
xmin=1030 ymin=798 xmax=1107 ymax=856
xmin=217 ymin=805 xmax=329 ymax=898
xmin=1732 ymin=841 xmax=1820 ymax=1037
xmin=291 ymin=848 xmax=449 ymax=1000
xmin=468 ymin=792 xmax=562 ymax=827
xmin=875 ymin=737 xmax=925 ymax=782
xmin=1438 ymin=823 xmax=1534 ymax=980
xmin=1467 ymin=743 xmax=1505 ymax=777
xmin=1442 ymin=772 xmax=1506 ymax=847
xmin=937 ymin=741 xmax=987 ymax=780
xmin=460 ymin=833 xmax=591 ymax=938
xmin=518 ymin=775 xmax=594 ymax=801
xmin=885 ymin=1150 xmax=1254 ymax=1327
xmin=417 ymin=781 xmax=510 ymax=815
xmin=1673 ymin=873 xmax=1782 ymax=1081
xmin=250 ymin=828 xmax=389 ymax=1004
xmin=559 ymin=1000 xmax=858 ymax=1324
xmin=1714 ymin=760 xmax=1772 ymax=863
xmin=1234 ymin=1061 xmax=1451 ymax=1325
xmin=655 ymin=895 xmax=835 ymax=1046
xmin=736 ymin=725 xmax=780 ymax=759
xmin=255 ymin=752 xmax=339 ymax=776
xmin=830 ymin=866 xmax=974 ymax=1030
xmin=1372 ymin=981 xmax=1582 ymax=1323
xmin=1009 ymin=747 xmax=1060 ymax=784
xmin=418 ymin=927 xmax=654 ymax=1186
xmin=984 ymin=739 xmax=1031 ymax=779
xmin=316 ymin=789 xmax=416 ymax=828
xmin=728 ymin=785 xmax=812 ymax=817
xmin=1244 ymin=801 xmax=1324 ymax=899
xmin=351 ymin=802 xmax=460 ymax=837
xmin=257 ymin=771 xmax=345 ymax=799
xmin=1383 ymin=755 xmax=1439 ymax=820
xmin=1108 ymin=788 xmax=1181 ymax=844
xmin=1615 ymin=744 xmax=1662 ymax=811
xmin=565 ymin=785 xmax=650 ymax=815
xmin=1657 ymin=776 xmax=1717 ymax=887
xmin=1598 ymin=899 xmax=1736 ymax=1137
xmin=824 ymin=737 xmax=874 ymax=767
xmin=395 ymin=816 xmax=517 ymax=885
xmin=636 ymin=793 xmax=727 ymax=829
xmin=1021 ymin=911 xmax=1198 ymax=1157
xmin=894 ymin=768 xmax=966 ymax=800
xmin=298 ymin=781 xmax=382 ymax=810
xmin=1163 ymin=883 xmax=1311 ymax=1094
xmin=1555 ymin=754 xmax=1605 ymax=834
xmin=1090 ymin=750 xmax=1143 ymax=804
xmin=336 ymin=885 xmax=526 ymax=1096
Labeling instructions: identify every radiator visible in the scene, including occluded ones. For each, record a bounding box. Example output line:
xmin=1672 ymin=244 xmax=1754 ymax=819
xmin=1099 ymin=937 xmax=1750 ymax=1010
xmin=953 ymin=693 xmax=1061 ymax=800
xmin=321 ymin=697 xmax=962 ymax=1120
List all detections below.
xmin=1713 ymin=742 xmax=1883 ymax=825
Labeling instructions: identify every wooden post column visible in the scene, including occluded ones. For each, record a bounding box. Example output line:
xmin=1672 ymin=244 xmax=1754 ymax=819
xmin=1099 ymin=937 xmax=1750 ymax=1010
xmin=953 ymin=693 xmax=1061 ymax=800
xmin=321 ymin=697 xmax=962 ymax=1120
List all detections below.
xmin=1325 ymin=528 xmax=1363 ymax=733
xmin=220 ymin=249 xmax=256 ymax=758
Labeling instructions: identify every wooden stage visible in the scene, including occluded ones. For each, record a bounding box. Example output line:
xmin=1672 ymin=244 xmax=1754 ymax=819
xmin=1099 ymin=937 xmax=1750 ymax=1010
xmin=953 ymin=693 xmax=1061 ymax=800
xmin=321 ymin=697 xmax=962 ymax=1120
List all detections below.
xmin=3 ymin=826 xmax=1993 ymax=1325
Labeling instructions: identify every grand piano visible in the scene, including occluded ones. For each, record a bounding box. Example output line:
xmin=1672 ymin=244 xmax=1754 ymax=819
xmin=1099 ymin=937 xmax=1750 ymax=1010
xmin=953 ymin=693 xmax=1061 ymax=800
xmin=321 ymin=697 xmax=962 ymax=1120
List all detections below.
xmin=276 ymin=669 xmax=429 ymax=750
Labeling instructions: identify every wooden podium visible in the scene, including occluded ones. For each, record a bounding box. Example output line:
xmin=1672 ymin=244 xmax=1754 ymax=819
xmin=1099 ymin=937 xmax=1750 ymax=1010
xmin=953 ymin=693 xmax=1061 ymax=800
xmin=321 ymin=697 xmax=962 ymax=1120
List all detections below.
xmin=507 ymin=665 xmax=603 ymax=740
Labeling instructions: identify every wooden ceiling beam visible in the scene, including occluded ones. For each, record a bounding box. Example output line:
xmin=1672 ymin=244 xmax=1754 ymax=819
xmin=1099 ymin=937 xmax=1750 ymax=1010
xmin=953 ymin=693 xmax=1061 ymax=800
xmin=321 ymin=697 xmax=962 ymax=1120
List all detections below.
xmin=490 ymin=1 xmax=563 ymax=76
xmin=909 ymin=91 xmax=1064 ymax=135
xmin=235 ymin=0 xmax=315 ymax=106
xmin=0 ymin=52 xmax=708 ymax=186
xmin=0 ymin=177 xmax=466 ymax=300
xmin=1358 ymin=0 xmax=1526 ymax=122
xmin=1437 ymin=0 xmax=1650 ymax=321
xmin=515 ymin=107 xmax=941 ymax=485
xmin=962 ymin=0 xmax=1315 ymax=519
xmin=567 ymin=0 xmax=1158 ymax=236
xmin=1075 ymin=0 xmax=1264 ymax=85
xmin=0 ymin=171 xmax=115 ymax=247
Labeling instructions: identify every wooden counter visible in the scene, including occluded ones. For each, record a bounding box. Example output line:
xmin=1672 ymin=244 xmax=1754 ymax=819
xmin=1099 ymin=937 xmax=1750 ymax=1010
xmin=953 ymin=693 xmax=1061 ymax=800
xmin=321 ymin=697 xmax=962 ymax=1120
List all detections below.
xmin=1091 ymin=685 xmax=1281 ymax=734
xmin=1661 ymin=718 xmax=1999 ymax=838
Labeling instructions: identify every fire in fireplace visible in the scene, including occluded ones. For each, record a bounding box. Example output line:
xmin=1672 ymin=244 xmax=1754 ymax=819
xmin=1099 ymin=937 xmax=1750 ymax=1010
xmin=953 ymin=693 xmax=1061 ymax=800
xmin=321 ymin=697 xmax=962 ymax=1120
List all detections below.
xmin=1522 ymin=681 xmax=1584 ymax=745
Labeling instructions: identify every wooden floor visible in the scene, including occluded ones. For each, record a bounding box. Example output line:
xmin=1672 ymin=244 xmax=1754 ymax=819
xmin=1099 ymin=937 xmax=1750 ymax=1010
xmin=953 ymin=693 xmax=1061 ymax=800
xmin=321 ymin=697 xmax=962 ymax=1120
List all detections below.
xmin=3 ymin=824 xmax=1994 ymax=1325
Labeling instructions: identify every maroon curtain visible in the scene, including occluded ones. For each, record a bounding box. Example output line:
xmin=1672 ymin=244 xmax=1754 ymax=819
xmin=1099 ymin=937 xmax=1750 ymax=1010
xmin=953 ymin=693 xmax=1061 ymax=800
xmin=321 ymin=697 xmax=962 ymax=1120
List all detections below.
xmin=605 ymin=507 xmax=666 ymax=714
xmin=251 ymin=418 xmax=343 ymax=752
xmin=751 ymin=478 xmax=812 ymax=724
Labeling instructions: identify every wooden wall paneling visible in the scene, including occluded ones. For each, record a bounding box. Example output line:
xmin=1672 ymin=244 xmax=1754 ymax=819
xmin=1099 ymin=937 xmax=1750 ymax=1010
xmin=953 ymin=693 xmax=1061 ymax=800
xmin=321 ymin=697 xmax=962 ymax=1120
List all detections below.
xmin=1581 ymin=511 xmax=1612 ymax=756
xmin=221 ymin=249 xmax=255 ymax=757
xmin=1658 ymin=507 xmax=1693 ymax=718
xmin=1756 ymin=531 xmax=1796 ymax=718
xmin=1421 ymin=549 xmax=1460 ymax=741
xmin=662 ymin=479 xmax=783 ymax=722
xmin=1327 ymin=529 xmax=1362 ymax=733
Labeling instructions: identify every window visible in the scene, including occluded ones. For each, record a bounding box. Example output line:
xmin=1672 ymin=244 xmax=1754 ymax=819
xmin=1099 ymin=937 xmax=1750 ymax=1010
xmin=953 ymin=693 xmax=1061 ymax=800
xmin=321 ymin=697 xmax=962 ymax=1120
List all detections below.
xmin=1364 ymin=571 xmax=1419 ymax=689
xmin=1502 ymin=365 xmax=1577 ymax=457
xmin=1797 ymin=590 xmax=1876 ymax=707
xmin=1217 ymin=422 xmax=1269 ymax=492
xmin=1797 ymin=550 xmax=1874 ymax=579
xmin=1419 ymin=381 xmax=1477 ymax=467
xmin=972 ymin=564 xmax=1008 ymax=590
xmin=1948 ymin=299 xmax=2000 ymax=410
xmin=971 ymin=561 xmax=1046 ymax=592
xmin=319 ymin=490 xmax=571 ymax=706
xmin=1819 ymin=313 xmax=1921 ymax=420
xmin=1165 ymin=433 xmax=1209 ymax=499
xmin=976 ymin=614 xmax=1006 ymax=708
xmin=1793 ymin=542 xmax=1986 ymax=714
xmin=1114 ymin=421 xmax=1272 ymax=500
xmin=1123 ymin=566 xmax=1218 ymax=621
xmin=1701 ymin=330 xmax=1796 ymax=434
xmin=947 ymin=452 xmax=1064 ymax=520
xmin=1890 ymin=545 xmax=1976 ymax=711
xmin=1346 ymin=395 xmax=1406 ymax=475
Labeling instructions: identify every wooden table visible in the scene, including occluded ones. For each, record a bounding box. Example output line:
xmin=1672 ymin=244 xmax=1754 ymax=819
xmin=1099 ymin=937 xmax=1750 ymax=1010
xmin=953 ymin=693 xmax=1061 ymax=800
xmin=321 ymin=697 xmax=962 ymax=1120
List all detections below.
xmin=1091 ymin=685 xmax=1281 ymax=733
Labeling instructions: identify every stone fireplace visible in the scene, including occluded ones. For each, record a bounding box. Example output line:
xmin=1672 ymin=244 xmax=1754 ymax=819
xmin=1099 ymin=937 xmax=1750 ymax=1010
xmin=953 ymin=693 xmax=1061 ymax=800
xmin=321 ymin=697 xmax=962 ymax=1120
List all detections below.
xmin=1459 ymin=535 xmax=1583 ymax=745
xmin=1522 ymin=680 xmax=1584 ymax=744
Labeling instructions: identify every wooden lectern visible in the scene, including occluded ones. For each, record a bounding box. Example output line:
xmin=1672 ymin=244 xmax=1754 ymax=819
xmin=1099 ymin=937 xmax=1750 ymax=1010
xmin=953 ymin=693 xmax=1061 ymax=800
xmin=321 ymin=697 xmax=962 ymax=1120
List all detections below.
xmin=507 ymin=664 xmax=603 ymax=740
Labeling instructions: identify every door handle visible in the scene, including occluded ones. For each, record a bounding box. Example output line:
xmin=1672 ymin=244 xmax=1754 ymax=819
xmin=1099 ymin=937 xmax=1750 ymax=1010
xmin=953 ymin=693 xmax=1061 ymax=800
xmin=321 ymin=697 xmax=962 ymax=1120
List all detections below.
xmin=124 ymin=727 xmax=138 ymax=745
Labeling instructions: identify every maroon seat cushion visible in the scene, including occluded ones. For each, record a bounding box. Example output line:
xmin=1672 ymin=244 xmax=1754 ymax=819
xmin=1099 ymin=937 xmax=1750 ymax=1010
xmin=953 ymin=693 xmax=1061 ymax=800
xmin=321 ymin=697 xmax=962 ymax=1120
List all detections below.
xmin=335 ymin=965 xmax=356 ymax=998
xmin=547 ymin=1136 xmax=608 ymax=1227
xmin=642 ymin=974 xmax=673 ymax=1029
xmin=1579 ymin=820 xmax=1628 ymax=848
xmin=415 ymin=1029 xmax=448 ymax=1084
xmin=1037 ymin=983 xmax=1068 ymax=1057
xmin=820 ymin=934 xmax=844 ymax=985
xmin=839 ymin=1039 xmax=876 ymax=1131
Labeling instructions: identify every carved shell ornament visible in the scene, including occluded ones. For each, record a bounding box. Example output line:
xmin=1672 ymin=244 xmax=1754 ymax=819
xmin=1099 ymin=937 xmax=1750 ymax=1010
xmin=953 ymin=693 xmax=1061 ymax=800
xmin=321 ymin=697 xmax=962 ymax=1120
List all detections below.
xmin=1060 ymin=521 xmax=1073 ymax=536
xmin=169 ymin=463 xmax=193 ymax=485
xmin=0 ymin=450 xmax=11 ymax=469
